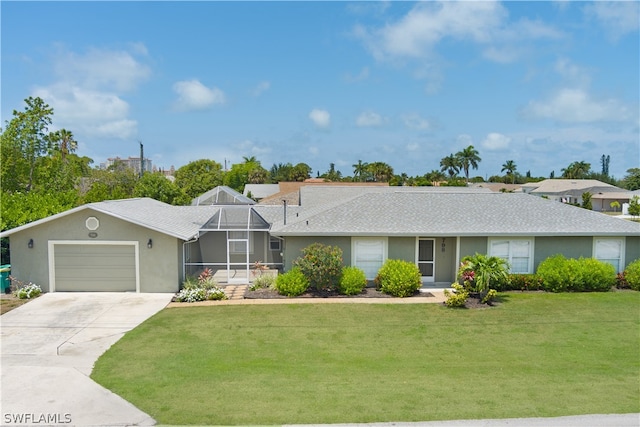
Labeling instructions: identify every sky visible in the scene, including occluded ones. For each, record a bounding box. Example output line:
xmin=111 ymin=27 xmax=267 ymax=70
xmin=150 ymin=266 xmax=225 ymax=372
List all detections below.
xmin=2 ymin=1 xmax=639 ymax=180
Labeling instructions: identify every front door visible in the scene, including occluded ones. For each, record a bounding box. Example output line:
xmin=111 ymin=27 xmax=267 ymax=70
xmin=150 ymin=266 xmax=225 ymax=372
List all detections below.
xmin=417 ymin=238 xmax=435 ymax=283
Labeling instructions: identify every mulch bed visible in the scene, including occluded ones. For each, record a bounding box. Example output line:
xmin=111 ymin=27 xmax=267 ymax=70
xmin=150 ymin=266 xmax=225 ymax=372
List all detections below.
xmin=245 ymin=286 xmax=434 ymax=299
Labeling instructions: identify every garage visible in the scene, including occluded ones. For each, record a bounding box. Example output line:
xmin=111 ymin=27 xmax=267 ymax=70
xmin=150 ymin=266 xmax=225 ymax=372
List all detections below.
xmin=50 ymin=242 xmax=138 ymax=292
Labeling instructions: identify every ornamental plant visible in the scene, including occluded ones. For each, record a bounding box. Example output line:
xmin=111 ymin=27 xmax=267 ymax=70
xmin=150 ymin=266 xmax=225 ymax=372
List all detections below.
xmin=443 ymin=283 xmax=468 ymax=307
xmin=458 ymin=253 xmax=509 ymax=294
xmin=621 ymin=259 xmax=640 ymax=291
xmin=12 ymin=280 xmax=42 ymax=299
xmin=274 ymin=268 xmax=309 ymax=297
xmin=375 ymin=259 xmax=422 ymax=297
xmin=338 ymin=266 xmax=367 ymax=295
xmin=536 ymin=255 xmax=615 ymax=292
xmin=293 ymin=243 xmax=343 ymax=292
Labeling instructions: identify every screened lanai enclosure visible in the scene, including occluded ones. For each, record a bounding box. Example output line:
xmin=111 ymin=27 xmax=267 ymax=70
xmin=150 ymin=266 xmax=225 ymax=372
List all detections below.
xmin=184 ymin=187 xmax=283 ymax=283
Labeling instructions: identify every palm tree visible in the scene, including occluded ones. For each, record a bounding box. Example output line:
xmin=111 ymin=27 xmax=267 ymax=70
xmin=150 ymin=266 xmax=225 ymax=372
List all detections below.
xmin=439 ymin=154 xmax=460 ymax=178
xmin=561 ymin=161 xmax=591 ymax=179
xmin=367 ymin=162 xmax=393 ymax=182
xmin=352 ymin=160 xmax=369 ymax=182
xmin=456 ymin=145 xmax=481 ymax=184
xmin=50 ymin=129 xmax=77 ymax=162
xmin=242 ymin=156 xmax=258 ymax=164
xmin=501 ymin=160 xmax=517 ymax=184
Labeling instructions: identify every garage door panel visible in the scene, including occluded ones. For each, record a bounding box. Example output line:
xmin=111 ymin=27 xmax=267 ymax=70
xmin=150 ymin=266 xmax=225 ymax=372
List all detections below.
xmin=54 ymin=244 xmax=136 ymax=292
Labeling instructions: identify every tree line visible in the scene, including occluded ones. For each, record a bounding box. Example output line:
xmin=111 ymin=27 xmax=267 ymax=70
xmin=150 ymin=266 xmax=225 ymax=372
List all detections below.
xmin=2 ymin=96 xmax=640 ymax=235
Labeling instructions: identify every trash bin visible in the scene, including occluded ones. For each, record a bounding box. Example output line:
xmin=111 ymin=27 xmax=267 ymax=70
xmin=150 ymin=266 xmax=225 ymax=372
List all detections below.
xmin=0 ymin=265 xmax=11 ymax=294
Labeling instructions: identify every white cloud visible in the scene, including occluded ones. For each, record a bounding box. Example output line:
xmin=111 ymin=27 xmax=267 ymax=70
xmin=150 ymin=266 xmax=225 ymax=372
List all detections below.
xmin=456 ymin=134 xmax=473 ymax=147
xmin=33 ymin=83 xmax=136 ymax=139
xmin=53 ymin=46 xmax=151 ymax=92
xmin=406 ymin=142 xmax=420 ymax=152
xmin=173 ymin=79 xmax=226 ymax=111
xmin=584 ymin=1 xmax=640 ymax=41
xmin=402 ymin=113 xmax=431 ymax=130
xmin=481 ymin=133 xmax=511 ymax=151
xmin=309 ymin=146 xmax=320 ymax=156
xmin=356 ymin=111 xmax=386 ymax=127
xmin=344 ymin=66 xmax=370 ymax=83
xmin=355 ymin=1 xmax=563 ymax=74
xmin=31 ymin=45 xmax=151 ymax=140
xmin=309 ymin=109 xmax=331 ymax=129
xmin=252 ymin=81 xmax=271 ymax=97
xmin=554 ymin=58 xmax=591 ymax=87
xmin=524 ymin=88 xmax=633 ymax=123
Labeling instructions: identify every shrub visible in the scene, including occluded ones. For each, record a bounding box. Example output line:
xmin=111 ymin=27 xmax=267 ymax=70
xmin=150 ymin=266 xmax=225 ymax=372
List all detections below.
xmin=274 ymin=268 xmax=309 ymax=297
xmin=623 ymin=259 xmax=640 ymax=291
xmin=537 ymin=255 xmax=615 ymax=292
xmin=177 ymin=268 xmax=227 ymax=302
xmin=375 ymin=259 xmax=422 ymax=298
xmin=339 ymin=266 xmax=367 ymax=295
xmin=249 ymin=274 xmax=276 ymax=291
xmin=536 ymin=255 xmax=568 ymax=292
xmin=293 ymin=243 xmax=343 ymax=292
xmin=459 ymin=253 xmax=509 ymax=293
xmin=443 ymin=283 xmax=468 ymax=307
xmin=13 ymin=281 xmax=42 ymax=299
xmin=506 ymin=274 xmax=543 ymax=291
xmin=175 ymin=287 xmax=228 ymax=303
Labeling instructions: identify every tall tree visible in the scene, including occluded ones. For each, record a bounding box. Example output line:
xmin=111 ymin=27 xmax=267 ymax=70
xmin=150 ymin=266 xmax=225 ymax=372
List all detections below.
xmin=321 ymin=163 xmax=342 ymax=181
xmin=455 ymin=145 xmax=481 ymax=184
xmin=49 ymin=129 xmax=78 ymax=162
xmin=366 ymin=161 xmax=393 ymax=182
xmin=501 ymin=160 xmax=518 ymax=184
xmin=133 ymin=172 xmax=190 ymax=205
xmin=561 ymin=161 xmax=591 ymax=179
xmin=1 ymin=97 xmax=54 ymax=192
xmin=174 ymin=159 xmax=224 ymax=199
xmin=600 ymin=154 xmax=610 ymax=177
xmin=622 ymin=168 xmax=640 ymax=191
xmin=352 ymin=160 xmax=369 ymax=182
xmin=439 ymin=154 xmax=460 ymax=178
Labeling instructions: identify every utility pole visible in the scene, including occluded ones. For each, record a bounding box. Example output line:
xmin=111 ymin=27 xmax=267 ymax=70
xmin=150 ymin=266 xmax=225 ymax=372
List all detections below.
xmin=139 ymin=140 xmax=144 ymax=178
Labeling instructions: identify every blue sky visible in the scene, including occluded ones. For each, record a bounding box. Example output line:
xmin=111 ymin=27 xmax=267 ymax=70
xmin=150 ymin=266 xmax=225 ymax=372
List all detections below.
xmin=2 ymin=1 xmax=639 ymax=179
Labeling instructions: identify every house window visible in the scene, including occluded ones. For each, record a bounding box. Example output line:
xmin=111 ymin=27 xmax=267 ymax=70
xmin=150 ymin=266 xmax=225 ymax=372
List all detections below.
xmin=352 ymin=238 xmax=387 ymax=280
xmin=269 ymin=236 xmax=281 ymax=251
xmin=594 ymin=238 xmax=624 ymax=273
xmin=228 ymin=231 xmax=253 ymax=254
xmin=489 ymin=239 xmax=533 ymax=274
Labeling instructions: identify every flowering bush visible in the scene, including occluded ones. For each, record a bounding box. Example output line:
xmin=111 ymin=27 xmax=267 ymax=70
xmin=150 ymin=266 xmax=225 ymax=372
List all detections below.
xmin=177 ymin=268 xmax=227 ymax=302
xmin=375 ymin=259 xmax=422 ymax=297
xmin=175 ymin=286 xmax=227 ymax=302
xmin=13 ymin=281 xmax=42 ymax=299
xmin=293 ymin=243 xmax=343 ymax=291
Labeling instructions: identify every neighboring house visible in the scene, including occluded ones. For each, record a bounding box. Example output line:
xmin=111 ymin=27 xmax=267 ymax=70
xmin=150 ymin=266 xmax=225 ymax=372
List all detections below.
xmin=470 ymin=182 xmax=523 ymax=193
xmin=2 ymin=185 xmax=638 ymax=293
xmin=591 ymin=190 xmax=640 ymax=213
xmin=521 ymin=179 xmax=626 ymax=207
xmin=243 ymin=184 xmax=280 ymax=201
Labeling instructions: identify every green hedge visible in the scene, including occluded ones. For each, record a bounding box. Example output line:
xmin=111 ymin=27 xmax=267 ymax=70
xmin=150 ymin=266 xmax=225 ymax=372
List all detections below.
xmin=536 ymin=255 xmax=615 ymax=292
xmin=339 ymin=266 xmax=367 ymax=295
xmin=275 ymin=268 xmax=309 ymax=297
xmin=623 ymin=259 xmax=640 ymax=291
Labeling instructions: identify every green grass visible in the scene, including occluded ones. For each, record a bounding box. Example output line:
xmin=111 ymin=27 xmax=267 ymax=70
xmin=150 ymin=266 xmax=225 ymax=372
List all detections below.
xmin=91 ymin=292 xmax=640 ymax=425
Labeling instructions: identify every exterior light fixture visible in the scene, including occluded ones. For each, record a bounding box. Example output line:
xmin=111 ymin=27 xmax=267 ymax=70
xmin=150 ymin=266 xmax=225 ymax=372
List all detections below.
xmin=28 ymin=239 xmax=34 ymax=249
xmin=147 ymin=239 xmax=153 ymax=249
xmin=441 ymin=238 xmax=446 ymax=253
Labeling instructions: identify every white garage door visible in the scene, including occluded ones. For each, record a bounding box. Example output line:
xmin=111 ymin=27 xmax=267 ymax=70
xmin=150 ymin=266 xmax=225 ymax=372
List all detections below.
xmin=51 ymin=242 xmax=138 ymax=292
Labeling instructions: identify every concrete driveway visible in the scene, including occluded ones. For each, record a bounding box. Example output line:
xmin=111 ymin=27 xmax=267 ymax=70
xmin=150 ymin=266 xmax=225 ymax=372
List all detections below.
xmin=1 ymin=292 xmax=173 ymax=426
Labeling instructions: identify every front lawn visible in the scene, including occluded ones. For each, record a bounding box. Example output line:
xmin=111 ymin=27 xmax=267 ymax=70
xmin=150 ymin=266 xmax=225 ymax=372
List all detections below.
xmin=91 ymin=292 xmax=639 ymax=425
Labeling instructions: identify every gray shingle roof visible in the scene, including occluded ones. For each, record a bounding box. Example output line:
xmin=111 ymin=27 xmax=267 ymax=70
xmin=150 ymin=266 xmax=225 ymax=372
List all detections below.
xmin=270 ymin=191 xmax=640 ymax=237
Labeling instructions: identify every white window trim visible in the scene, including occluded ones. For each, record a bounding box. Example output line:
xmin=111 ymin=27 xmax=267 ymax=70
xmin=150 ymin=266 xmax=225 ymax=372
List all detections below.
xmin=593 ymin=237 xmax=625 ymax=273
xmin=48 ymin=240 xmax=140 ymax=293
xmin=487 ymin=238 xmax=534 ymax=274
xmin=351 ymin=237 xmax=388 ymax=280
